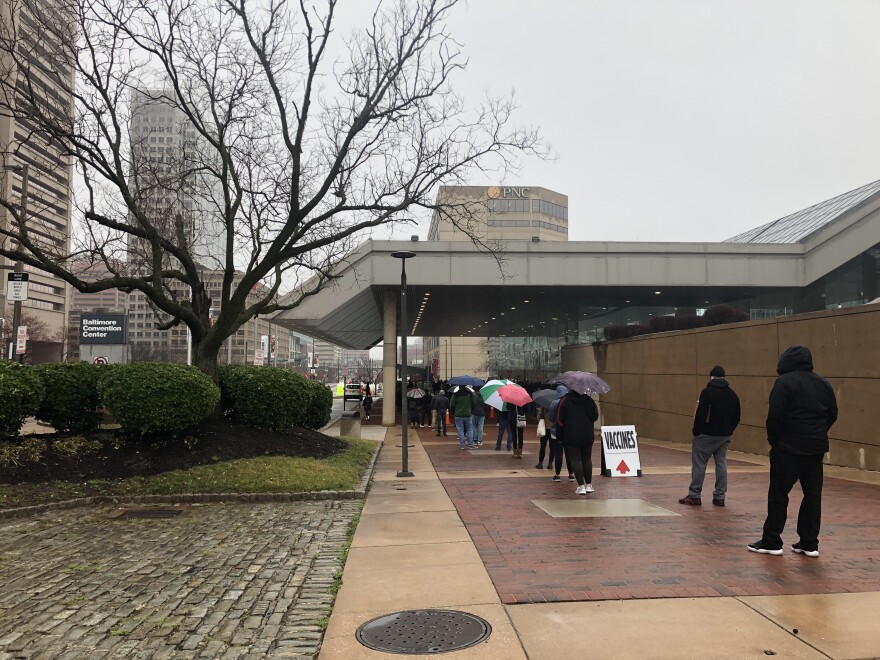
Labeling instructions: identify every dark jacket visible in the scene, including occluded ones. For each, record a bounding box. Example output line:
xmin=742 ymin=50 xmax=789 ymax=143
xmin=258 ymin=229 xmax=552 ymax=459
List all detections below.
xmin=692 ymin=378 xmax=741 ymax=437
xmin=470 ymin=390 xmax=487 ymax=417
xmin=556 ymin=391 xmax=599 ymax=446
xmin=449 ymin=387 xmax=473 ymax=418
xmin=433 ymin=392 xmax=449 ymax=412
xmin=766 ymin=345 xmax=838 ymax=455
xmin=407 ymin=396 xmax=420 ymax=418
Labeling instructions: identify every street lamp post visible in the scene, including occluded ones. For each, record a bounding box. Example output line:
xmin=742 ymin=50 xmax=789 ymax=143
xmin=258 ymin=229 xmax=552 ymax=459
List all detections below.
xmin=2 ymin=164 xmax=28 ymax=362
xmin=391 ymin=250 xmax=416 ymax=478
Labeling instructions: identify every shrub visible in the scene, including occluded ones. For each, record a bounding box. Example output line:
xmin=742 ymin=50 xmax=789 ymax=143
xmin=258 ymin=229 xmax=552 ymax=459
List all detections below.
xmin=52 ymin=434 xmax=104 ymax=457
xmin=301 ymin=378 xmax=333 ymax=430
xmin=220 ymin=366 xmax=310 ymax=431
xmin=674 ymin=315 xmax=703 ymax=331
xmin=648 ymin=316 xmax=676 ymax=333
xmin=702 ymin=304 xmax=749 ymax=326
xmin=0 ymin=361 xmax=45 ymax=438
xmin=33 ymin=362 xmax=103 ymax=432
xmin=98 ymin=363 xmax=219 ymax=437
xmin=0 ymin=437 xmax=47 ymax=467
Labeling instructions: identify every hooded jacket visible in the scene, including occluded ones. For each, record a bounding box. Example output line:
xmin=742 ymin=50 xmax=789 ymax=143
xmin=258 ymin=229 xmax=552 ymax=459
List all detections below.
xmin=766 ymin=345 xmax=838 ymax=455
xmin=432 ymin=391 xmax=449 ymax=412
xmin=556 ymin=391 xmax=599 ymax=446
xmin=449 ymin=387 xmax=474 ymax=418
xmin=469 ymin=388 xmax=487 ymax=417
xmin=547 ymin=385 xmax=568 ymax=439
xmin=692 ymin=378 xmax=741 ymax=437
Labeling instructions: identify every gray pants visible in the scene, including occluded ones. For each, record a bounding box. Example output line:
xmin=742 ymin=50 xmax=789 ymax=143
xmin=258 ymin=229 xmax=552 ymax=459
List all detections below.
xmin=689 ymin=434 xmax=732 ymax=500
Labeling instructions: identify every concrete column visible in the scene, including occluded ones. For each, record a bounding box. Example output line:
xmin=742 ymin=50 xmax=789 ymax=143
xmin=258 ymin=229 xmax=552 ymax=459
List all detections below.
xmin=382 ymin=290 xmax=398 ymax=426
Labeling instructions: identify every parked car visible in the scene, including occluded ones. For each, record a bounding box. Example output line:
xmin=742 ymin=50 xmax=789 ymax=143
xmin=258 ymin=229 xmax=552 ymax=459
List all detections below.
xmin=343 ymin=383 xmax=363 ymax=402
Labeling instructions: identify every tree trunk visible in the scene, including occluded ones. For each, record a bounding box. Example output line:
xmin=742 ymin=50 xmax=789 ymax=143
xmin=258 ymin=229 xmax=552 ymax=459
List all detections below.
xmin=192 ymin=339 xmax=221 ymax=384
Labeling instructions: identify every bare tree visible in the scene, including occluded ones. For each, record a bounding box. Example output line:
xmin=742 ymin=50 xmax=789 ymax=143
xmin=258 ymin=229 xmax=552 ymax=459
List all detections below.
xmin=0 ymin=0 xmax=542 ymax=380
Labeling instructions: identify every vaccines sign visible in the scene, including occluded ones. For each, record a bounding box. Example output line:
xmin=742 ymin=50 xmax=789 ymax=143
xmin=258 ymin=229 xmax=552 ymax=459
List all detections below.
xmin=80 ymin=314 xmax=128 ymax=345
xmin=600 ymin=425 xmax=642 ymax=477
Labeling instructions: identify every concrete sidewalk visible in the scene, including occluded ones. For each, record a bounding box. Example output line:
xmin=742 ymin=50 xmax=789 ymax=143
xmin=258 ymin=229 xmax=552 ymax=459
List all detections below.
xmin=321 ymin=426 xmax=880 ymax=659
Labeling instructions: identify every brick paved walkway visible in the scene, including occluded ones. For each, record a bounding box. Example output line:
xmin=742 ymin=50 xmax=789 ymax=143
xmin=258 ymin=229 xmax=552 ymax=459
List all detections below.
xmin=422 ymin=428 xmax=880 ymax=605
xmin=0 ymin=500 xmax=361 ymax=659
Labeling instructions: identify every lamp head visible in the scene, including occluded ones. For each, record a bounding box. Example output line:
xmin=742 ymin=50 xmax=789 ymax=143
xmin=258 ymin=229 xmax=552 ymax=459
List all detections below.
xmin=390 ymin=250 xmax=417 ymax=259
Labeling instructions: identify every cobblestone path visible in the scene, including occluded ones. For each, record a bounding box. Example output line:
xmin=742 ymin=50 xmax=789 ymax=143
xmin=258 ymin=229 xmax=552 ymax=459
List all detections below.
xmin=0 ymin=500 xmax=362 ymax=659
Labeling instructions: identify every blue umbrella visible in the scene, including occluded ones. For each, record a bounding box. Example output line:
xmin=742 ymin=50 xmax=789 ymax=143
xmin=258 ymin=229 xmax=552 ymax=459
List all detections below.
xmin=448 ymin=375 xmax=486 ymax=387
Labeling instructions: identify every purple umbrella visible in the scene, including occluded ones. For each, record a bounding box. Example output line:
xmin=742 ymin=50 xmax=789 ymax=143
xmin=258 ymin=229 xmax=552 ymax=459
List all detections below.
xmin=559 ymin=371 xmax=611 ymax=395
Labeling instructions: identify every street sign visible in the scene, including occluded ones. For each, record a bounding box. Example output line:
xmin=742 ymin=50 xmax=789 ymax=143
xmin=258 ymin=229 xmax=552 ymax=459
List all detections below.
xmin=6 ymin=272 xmax=29 ymax=301
xmin=93 ymin=356 xmax=109 ymax=365
xmin=255 ymin=348 xmax=266 ymax=365
xmin=14 ymin=325 xmax=28 ymax=356
xmin=600 ymin=425 xmax=642 ymax=477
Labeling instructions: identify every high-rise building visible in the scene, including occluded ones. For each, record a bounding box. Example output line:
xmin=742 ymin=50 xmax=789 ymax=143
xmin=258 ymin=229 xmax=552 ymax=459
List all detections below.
xmin=425 ymin=186 xmax=569 ymax=380
xmin=0 ymin=0 xmax=74 ymax=361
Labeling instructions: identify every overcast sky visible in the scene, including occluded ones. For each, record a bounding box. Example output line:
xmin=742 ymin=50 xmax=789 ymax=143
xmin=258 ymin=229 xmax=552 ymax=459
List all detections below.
xmin=359 ymin=0 xmax=880 ymax=243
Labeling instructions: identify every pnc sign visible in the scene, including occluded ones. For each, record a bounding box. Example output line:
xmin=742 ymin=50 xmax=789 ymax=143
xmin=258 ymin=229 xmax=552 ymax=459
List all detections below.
xmin=487 ymin=186 xmax=531 ymax=199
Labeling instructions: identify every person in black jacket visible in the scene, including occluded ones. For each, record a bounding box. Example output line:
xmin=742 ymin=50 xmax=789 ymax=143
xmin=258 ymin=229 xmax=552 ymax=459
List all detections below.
xmin=432 ymin=389 xmax=449 ymax=436
xmin=557 ymin=391 xmax=600 ymax=494
xmin=679 ymin=365 xmax=741 ymax=506
xmin=748 ymin=345 xmax=838 ymax=557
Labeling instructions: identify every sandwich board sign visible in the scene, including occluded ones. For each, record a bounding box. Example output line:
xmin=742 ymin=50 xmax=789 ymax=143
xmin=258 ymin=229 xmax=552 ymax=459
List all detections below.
xmin=600 ymin=425 xmax=642 ymax=477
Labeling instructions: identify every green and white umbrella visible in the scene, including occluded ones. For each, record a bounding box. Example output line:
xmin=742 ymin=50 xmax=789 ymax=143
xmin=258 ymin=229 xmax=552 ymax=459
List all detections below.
xmin=479 ymin=379 xmax=515 ymax=411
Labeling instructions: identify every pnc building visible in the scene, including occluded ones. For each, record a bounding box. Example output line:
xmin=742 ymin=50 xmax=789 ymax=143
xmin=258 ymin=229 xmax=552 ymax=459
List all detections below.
xmin=425 ymin=185 xmax=569 ymax=381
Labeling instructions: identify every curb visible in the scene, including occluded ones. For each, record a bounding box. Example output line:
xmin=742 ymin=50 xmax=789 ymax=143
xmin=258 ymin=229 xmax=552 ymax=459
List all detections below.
xmin=0 ymin=436 xmax=384 ymax=520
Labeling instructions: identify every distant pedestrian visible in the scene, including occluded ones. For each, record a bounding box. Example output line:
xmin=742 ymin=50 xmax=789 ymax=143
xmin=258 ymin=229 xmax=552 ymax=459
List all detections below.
xmin=535 ymin=406 xmax=553 ymax=469
xmin=450 ymin=386 xmax=475 ymax=449
xmin=511 ymin=405 xmax=526 ymax=459
xmin=557 ymin=390 xmax=600 ymax=494
xmin=679 ymin=365 xmax=740 ymax=507
xmin=749 ymin=345 xmax=838 ymax=557
xmin=433 ymin=389 xmax=449 ymax=436
xmin=407 ymin=389 xmax=421 ymax=429
xmin=362 ymin=393 xmax=373 ymax=421
xmin=420 ymin=390 xmax=433 ymax=428
xmin=469 ymin=386 xmax=487 ymax=446
xmin=548 ymin=385 xmax=575 ymax=483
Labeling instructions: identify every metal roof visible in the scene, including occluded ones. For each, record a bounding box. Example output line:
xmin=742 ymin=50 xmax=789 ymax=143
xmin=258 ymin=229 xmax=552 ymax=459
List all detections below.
xmin=725 ymin=178 xmax=880 ymax=244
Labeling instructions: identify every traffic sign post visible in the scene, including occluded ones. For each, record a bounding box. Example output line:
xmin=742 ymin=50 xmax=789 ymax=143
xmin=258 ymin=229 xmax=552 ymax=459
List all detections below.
xmin=600 ymin=425 xmax=643 ymax=477
xmin=6 ymin=272 xmax=29 ymax=302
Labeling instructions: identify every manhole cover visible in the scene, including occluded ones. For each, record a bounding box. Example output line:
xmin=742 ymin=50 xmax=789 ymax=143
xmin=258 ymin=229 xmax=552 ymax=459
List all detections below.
xmin=356 ymin=609 xmax=491 ymax=654
xmin=118 ymin=509 xmax=182 ymax=519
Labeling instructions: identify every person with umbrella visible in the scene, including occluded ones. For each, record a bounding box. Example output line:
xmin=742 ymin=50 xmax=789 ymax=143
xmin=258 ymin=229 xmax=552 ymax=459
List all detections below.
xmin=548 ymin=385 xmax=575 ymax=483
xmin=494 ymin=384 xmax=533 ymax=459
xmin=449 ymin=385 xmax=475 ymax=449
xmin=469 ymin=387 xmax=487 ymax=447
xmin=532 ymin=388 xmax=561 ymax=469
xmin=406 ymin=386 xmax=425 ymax=429
xmin=556 ymin=386 xmax=600 ymax=494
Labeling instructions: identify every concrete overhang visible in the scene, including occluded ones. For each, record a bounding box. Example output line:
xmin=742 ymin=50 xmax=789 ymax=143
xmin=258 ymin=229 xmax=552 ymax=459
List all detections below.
xmin=272 ymin=239 xmax=811 ymax=349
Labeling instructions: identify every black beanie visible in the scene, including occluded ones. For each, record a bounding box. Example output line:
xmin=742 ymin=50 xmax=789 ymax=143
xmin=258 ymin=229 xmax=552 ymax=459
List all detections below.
xmin=710 ymin=365 xmax=725 ymax=378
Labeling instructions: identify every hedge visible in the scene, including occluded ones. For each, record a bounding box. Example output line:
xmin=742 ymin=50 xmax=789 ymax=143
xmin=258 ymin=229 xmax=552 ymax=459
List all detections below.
xmin=33 ymin=362 xmax=103 ymax=432
xmin=98 ymin=363 xmax=219 ymax=437
xmin=220 ymin=366 xmax=311 ymax=431
xmin=0 ymin=361 xmax=45 ymax=438
xmin=301 ymin=378 xmax=333 ymax=430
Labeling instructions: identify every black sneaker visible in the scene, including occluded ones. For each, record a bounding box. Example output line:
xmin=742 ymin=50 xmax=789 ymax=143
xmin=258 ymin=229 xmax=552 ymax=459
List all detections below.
xmin=568 ymin=474 xmax=576 ymax=482
xmin=792 ymin=542 xmax=819 ymax=557
xmin=552 ymin=474 xmax=561 ymax=482
xmin=535 ymin=463 xmax=544 ymax=469
xmin=748 ymin=540 xmax=783 ymax=556
xmin=712 ymin=499 xmax=725 ymax=506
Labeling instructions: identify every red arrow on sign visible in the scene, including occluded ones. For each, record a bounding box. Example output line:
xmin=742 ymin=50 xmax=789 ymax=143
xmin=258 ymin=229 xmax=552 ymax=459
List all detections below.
xmin=616 ymin=460 xmax=630 ymax=475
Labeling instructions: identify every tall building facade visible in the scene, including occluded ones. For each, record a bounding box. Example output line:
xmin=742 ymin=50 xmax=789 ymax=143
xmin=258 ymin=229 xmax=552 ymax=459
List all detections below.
xmin=0 ymin=0 xmax=74 ymax=360
xmin=425 ymin=186 xmax=569 ymax=380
